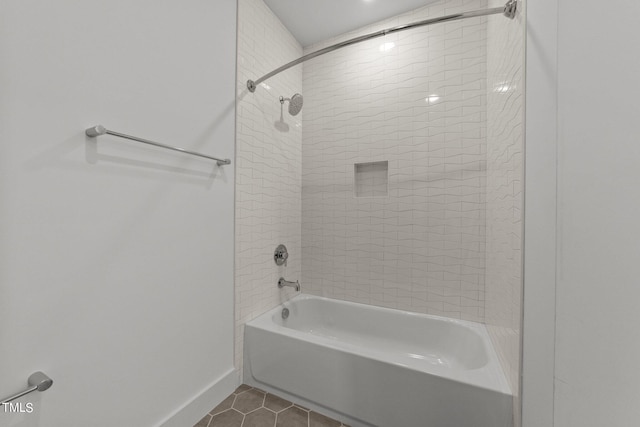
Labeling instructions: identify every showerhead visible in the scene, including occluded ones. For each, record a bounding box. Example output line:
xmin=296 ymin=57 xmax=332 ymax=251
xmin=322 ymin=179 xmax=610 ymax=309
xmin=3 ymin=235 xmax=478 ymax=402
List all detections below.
xmin=288 ymin=93 xmax=303 ymax=116
xmin=279 ymin=93 xmax=304 ymax=116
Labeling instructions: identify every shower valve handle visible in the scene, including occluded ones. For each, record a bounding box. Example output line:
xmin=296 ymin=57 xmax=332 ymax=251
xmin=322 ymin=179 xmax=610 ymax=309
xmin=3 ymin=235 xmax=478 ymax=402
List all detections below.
xmin=274 ymin=244 xmax=289 ymax=266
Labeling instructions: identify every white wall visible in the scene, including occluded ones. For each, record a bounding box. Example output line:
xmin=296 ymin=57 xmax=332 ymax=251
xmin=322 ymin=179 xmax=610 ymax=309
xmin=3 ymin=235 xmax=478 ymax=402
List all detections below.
xmin=523 ymin=0 xmax=640 ymax=426
xmin=0 ymin=1 xmax=237 ymax=426
xmin=521 ymin=0 xmax=558 ymax=425
xmin=553 ymin=0 xmax=640 ymax=425
xmin=302 ymin=0 xmax=489 ymax=322
xmin=235 ymin=0 xmax=303 ymax=377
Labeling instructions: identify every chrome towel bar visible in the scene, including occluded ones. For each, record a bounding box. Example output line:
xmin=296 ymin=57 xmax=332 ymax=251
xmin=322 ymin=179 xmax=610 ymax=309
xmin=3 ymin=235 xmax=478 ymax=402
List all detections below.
xmin=85 ymin=125 xmax=231 ymax=166
xmin=1 ymin=372 xmax=53 ymax=405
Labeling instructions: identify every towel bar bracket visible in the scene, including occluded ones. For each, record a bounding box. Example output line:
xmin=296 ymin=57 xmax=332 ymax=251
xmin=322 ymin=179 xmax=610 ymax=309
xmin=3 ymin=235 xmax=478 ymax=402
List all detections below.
xmin=0 ymin=371 xmax=53 ymax=405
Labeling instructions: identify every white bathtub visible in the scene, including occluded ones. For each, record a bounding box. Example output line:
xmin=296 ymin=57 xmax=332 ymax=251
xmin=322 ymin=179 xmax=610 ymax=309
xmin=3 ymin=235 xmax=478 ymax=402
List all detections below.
xmin=244 ymin=294 xmax=513 ymax=427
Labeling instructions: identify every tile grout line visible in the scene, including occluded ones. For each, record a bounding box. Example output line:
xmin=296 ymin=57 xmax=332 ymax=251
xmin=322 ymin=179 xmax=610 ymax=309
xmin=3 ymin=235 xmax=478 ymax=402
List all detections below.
xmin=239 ymin=391 xmax=246 ymax=427
xmin=198 ymin=384 xmax=347 ymax=427
xmin=272 ymin=397 xmax=277 ymax=427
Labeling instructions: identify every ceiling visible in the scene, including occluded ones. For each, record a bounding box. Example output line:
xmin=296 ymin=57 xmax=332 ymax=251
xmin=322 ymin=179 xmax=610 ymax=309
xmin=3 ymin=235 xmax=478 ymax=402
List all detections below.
xmin=263 ymin=0 xmax=437 ymax=47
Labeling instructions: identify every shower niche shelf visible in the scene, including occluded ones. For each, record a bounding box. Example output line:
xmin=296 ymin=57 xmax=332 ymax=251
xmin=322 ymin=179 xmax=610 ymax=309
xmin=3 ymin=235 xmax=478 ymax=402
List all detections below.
xmin=354 ymin=161 xmax=388 ymax=198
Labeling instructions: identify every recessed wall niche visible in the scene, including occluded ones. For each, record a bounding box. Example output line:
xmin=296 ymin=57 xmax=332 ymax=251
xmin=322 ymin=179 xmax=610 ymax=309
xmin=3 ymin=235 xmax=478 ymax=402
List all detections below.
xmin=354 ymin=161 xmax=388 ymax=198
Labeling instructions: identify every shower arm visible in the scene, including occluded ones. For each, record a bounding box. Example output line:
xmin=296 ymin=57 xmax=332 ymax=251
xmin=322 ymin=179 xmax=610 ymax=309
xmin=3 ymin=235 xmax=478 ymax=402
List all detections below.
xmin=247 ymin=0 xmax=517 ymax=93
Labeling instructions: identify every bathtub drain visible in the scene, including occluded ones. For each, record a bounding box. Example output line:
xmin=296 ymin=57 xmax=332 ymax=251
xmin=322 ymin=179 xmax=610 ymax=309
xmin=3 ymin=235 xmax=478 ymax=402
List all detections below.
xmin=281 ymin=308 xmax=290 ymax=319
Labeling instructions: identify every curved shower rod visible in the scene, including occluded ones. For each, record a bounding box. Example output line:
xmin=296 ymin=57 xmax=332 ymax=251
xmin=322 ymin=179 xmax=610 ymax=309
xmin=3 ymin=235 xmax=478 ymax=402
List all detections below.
xmin=247 ymin=0 xmax=517 ymax=93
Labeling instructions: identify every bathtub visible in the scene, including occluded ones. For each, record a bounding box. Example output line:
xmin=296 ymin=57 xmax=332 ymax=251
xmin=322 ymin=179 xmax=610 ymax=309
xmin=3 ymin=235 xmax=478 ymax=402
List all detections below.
xmin=244 ymin=294 xmax=513 ymax=427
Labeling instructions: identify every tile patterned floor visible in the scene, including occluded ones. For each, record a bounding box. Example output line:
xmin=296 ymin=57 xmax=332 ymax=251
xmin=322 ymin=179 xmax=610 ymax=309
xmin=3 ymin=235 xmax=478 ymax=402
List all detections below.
xmin=194 ymin=385 xmax=349 ymax=427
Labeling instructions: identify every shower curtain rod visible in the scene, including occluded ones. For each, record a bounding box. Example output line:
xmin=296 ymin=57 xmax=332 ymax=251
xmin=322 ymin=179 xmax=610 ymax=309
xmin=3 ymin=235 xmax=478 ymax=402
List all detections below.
xmin=247 ymin=0 xmax=517 ymax=93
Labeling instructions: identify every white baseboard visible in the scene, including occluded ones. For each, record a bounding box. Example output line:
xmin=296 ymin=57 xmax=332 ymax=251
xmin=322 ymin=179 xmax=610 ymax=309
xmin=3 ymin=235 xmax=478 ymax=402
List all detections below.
xmin=158 ymin=368 xmax=239 ymax=427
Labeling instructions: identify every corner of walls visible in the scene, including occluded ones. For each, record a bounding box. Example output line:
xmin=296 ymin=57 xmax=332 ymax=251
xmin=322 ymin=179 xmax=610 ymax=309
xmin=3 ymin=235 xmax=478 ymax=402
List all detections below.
xmin=235 ymin=0 xmax=303 ymax=378
xmin=159 ymin=369 xmax=239 ymax=427
xmin=485 ymin=0 xmax=526 ymax=424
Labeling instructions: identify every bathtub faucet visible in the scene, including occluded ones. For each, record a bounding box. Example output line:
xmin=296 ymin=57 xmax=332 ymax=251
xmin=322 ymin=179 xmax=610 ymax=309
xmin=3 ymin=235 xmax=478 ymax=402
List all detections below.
xmin=278 ymin=277 xmax=300 ymax=292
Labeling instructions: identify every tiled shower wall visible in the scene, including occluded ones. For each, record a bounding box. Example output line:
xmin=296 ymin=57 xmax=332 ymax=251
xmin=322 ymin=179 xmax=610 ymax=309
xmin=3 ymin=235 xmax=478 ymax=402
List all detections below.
xmin=235 ymin=0 xmax=302 ymax=373
xmin=301 ymin=0 xmax=489 ymax=322
xmin=485 ymin=0 xmax=525 ymax=422
xmin=236 ymin=1 xmax=524 ymax=421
